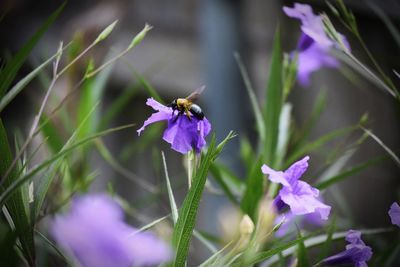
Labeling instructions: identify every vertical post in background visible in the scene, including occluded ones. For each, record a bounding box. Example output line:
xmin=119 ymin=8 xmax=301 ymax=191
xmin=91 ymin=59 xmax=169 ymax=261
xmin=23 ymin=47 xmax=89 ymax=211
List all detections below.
xmin=197 ymin=0 xmax=245 ymax=255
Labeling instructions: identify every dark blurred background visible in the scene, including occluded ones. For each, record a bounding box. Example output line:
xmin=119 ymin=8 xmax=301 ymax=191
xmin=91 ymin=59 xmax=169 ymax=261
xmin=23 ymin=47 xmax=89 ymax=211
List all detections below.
xmin=1 ymin=0 xmax=399 ymax=264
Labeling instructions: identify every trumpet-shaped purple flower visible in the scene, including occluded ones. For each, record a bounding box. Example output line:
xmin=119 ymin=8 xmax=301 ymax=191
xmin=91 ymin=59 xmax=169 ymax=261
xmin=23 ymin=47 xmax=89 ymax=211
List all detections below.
xmin=274 ymin=205 xmax=327 ymax=237
xmin=51 ymin=194 xmax=171 ymax=267
xmin=323 ymin=230 xmax=372 ymax=267
xmin=283 ymin=3 xmax=349 ymax=86
xmin=261 ymin=156 xmax=331 ymax=220
xmin=137 ymin=98 xmax=211 ymax=154
xmin=389 ymin=202 xmax=400 ymax=227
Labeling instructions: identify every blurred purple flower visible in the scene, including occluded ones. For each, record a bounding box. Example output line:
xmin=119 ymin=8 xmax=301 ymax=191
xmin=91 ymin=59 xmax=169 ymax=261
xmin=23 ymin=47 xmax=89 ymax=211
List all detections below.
xmin=261 ymin=156 xmax=331 ymax=220
xmin=51 ymin=194 xmax=171 ymax=267
xmin=274 ymin=207 xmax=327 ymax=237
xmin=137 ymin=98 xmax=211 ymax=154
xmin=323 ymin=230 xmax=372 ymax=267
xmin=283 ymin=3 xmax=349 ymax=86
xmin=389 ymin=202 xmax=400 ymax=227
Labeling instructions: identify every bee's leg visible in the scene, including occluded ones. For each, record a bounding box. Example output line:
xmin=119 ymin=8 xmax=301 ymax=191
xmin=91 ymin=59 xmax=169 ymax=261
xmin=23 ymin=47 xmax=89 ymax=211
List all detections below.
xmin=185 ymin=110 xmax=192 ymax=121
xmin=173 ymin=110 xmax=183 ymax=123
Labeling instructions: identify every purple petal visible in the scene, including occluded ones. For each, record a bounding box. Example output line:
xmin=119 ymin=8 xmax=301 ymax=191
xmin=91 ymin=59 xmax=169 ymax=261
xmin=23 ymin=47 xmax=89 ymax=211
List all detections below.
xmin=284 ymin=156 xmax=310 ymax=185
xmin=280 ymin=181 xmax=331 ymax=220
xmin=137 ymin=111 xmax=171 ymax=135
xmin=388 ymin=202 xmax=400 ymax=227
xmin=138 ymin=97 xmax=211 ymax=154
xmin=163 ymin=116 xmax=197 ymax=154
xmin=137 ymin=98 xmax=172 ymax=135
xmin=261 ymin=165 xmax=290 ymax=187
xmin=297 ymin=43 xmax=339 ymax=86
xmin=146 ymin=97 xmax=171 ymax=113
xmin=51 ymin=194 xmax=171 ymax=267
xmin=283 ymin=3 xmax=332 ymax=47
xmin=128 ymin=231 xmax=172 ymax=266
xmin=297 ymin=33 xmax=314 ymax=51
xmin=324 ymin=230 xmax=372 ymax=266
xmin=163 ymin=115 xmax=211 ymax=154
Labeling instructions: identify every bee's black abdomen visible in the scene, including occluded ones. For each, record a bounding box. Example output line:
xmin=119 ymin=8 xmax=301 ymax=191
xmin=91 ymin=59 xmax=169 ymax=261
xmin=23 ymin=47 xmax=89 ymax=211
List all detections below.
xmin=190 ymin=104 xmax=204 ymax=120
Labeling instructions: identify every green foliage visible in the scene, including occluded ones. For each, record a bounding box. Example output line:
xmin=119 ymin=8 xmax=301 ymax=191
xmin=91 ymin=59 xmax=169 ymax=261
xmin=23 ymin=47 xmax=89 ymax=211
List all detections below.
xmin=0 ymin=1 xmax=398 ymax=266
xmin=0 ymin=2 xmax=65 ymax=99
xmin=264 ymin=27 xmax=283 ymax=168
xmin=0 ymin=120 xmax=35 ymax=266
xmin=171 ymin=132 xmax=235 ymax=267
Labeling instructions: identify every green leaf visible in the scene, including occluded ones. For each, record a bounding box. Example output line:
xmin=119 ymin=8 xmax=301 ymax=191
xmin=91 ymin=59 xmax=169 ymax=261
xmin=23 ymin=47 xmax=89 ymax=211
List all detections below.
xmin=242 ymin=236 xmax=309 ymax=266
xmin=318 ymin=215 xmax=336 ymax=261
xmin=316 ymin=155 xmax=386 ymax=190
xmin=239 ymin=137 xmax=256 ymax=173
xmin=39 ymin=115 xmax=64 ymax=153
xmin=292 ymin=89 xmax=327 ymax=151
xmin=369 ymin=3 xmax=400 ymax=48
xmin=0 ymin=45 xmax=67 ymax=113
xmin=234 ymin=53 xmax=266 ymax=142
xmin=171 ymin=132 xmax=235 ymax=267
xmin=275 ymin=103 xmax=292 ymax=168
xmin=240 ymin=157 xmax=264 ymax=219
xmin=0 ymin=124 xmax=135 ymax=207
xmin=285 ymin=125 xmax=357 ymax=168
xmin=98 ymin=82 xmax=140 ymax=130
xmin=0 ymin=2 xmax=65 ymax=98
xmin=245 ymin=227 xmax=391 ymax=266
xmin=362 ymin=127 xmax=400 ymax=168
xmin=264 ymin=27 xmax=283 ymax=168
xmin=296 ymin=230 xmax=309 ymax=267
xmin=77 ymin=56 xmax=113 ymax=139
xmin=0 ymin=120 xmax=35 ymax=266
xmin=33 ymin=103 xmax=100 ymax=220
xmin=161 ymin=151 xmax=179 ymax=224
xmin=209 ymin=163 xmax=240 ymax=206
xmin=94 ymin=140 xmax=157 ymax=193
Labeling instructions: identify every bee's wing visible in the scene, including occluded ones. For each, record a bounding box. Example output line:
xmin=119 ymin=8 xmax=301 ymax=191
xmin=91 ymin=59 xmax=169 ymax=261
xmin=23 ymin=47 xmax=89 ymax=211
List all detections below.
xmin=185 ymin=85 xmax=205 ymax=102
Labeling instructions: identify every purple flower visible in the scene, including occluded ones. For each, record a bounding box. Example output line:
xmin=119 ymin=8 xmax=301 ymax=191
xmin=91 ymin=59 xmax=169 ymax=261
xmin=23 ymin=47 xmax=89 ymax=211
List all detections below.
xmin=274 ymin=207 xmax=327 ymax=237
xmin=389 ymin=202 xmax=400 ymax=227
xmin=51 ymin=194 xmax=172 ymax=267
xmin=283 ymin=3 xmax=349 ymax=86
xmin=261 ymin=156 xmax=331 ymax=220
xmin=323 ymin=230 xmax=372 ymax=267
xmin=137 ymin=98 xmax=211 ymax=154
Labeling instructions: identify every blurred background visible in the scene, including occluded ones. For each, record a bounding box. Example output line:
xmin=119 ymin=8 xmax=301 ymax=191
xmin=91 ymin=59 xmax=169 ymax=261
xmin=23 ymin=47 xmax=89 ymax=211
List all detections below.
xmin=1 ymin=0 xmax=399 ymax=264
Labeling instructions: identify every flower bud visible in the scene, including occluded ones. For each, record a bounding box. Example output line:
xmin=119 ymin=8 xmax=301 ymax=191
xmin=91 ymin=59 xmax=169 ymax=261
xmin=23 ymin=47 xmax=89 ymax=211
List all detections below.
xmin=240 ymin=214 xmax=255 ymax=236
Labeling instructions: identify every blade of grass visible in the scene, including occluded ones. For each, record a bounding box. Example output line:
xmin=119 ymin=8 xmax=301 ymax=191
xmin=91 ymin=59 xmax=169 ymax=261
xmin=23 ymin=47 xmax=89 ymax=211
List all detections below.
xmin=77 ymin=54 xmax=114 ymax=138
xmin=0 ymin=120 xmax=35 ymax=266
xmin=0 ymin=44 xmax=69 ymax=113
xmin=0 ymin=2 xmax=65 ymax=98
xmin=161 ymin=151 xmax=178 ymax=224
xmin=0 ymin=124 xmax=135 ymax=207
xmin=362 ymin=127 xmax=400 ymax=167
xmin=264 ymin=27 xmax=283 ymax=168
xmin=33 ymin=103 xmax=100 ymax=220
xmin=240 ymin=157 xmax=264 ymax=219
xmin=136 ymin=215 xmax=170 ymax=232
xmin=95 ymin=140 xmax=157 ymax=193
xmin=247 ymin=227 xmax=391 ymax=266
xmin=316 ymin=154 xmax=386 ymax=190
xmin=285 ymin=125 xmax=357 ymax=168
xmin=296 ymin=230 xmax=309 ymax=267
xmin=98 ymin=82 xmax=140 ymax=130
xmin=209 ymin=163 xmax=240 ymax=206
xmin=234 ymin=53 xmax=265 ymax=142
xmin=171 ymin=131 xmax=235 ymax=267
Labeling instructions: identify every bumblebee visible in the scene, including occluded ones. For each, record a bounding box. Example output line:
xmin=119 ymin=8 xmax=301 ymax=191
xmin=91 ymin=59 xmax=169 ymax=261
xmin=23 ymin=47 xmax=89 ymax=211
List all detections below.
xmin=168 ymin=86 xmax=205 ymax=121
